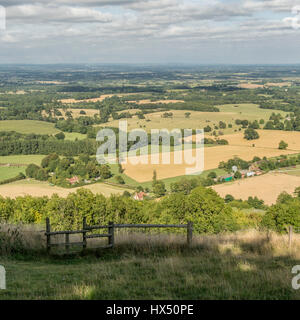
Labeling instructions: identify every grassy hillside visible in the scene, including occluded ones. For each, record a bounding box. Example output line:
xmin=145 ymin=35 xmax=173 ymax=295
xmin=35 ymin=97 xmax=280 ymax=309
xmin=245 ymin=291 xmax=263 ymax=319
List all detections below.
xmin=0 ymin=120 xmax=60 ymax=135
xmin=0 ymin=229 xmax=300 ymax=300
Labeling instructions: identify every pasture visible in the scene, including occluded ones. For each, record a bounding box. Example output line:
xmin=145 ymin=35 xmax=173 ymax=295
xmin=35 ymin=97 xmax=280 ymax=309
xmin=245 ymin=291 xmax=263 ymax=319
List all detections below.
xmin=0 ymin=155 xmax=45 ymax=165
xmin=0 ymin=166 xmax=26 ymax=182
xmin=0 ymin=179 xmax=130 ymax=198
xmin=212 ymin=172 xmax=300 ymax=205
xmin=0 ymin=120 xmax=59 ymax=135
xmin=97 ymin=104 xmax=287 ymax=134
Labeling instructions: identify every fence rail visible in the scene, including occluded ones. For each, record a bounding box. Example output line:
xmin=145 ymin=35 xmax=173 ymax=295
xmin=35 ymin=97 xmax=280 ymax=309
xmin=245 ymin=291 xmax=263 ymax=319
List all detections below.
xmin=45 ymin=218 xmax=193 ymax=254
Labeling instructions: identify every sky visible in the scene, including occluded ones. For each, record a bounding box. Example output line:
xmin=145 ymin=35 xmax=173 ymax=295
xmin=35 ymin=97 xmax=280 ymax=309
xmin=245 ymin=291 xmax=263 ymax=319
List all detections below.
xmin=0 ymin=0 xmax=300 ymax=64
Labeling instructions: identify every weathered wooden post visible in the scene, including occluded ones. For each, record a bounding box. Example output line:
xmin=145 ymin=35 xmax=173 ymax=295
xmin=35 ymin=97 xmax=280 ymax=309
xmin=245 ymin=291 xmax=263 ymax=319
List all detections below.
xmin=289 ymin=226 xmax=293 ymax=248
xmin=82 ymin=217 xmax=87 ymax=251
xmin=46 ymin=217 xmax=51 ymax=254
xmin=187 ymin=221 xmax=193 ymax=247
xmin=65 ymin=233 xmax=70 ymax=253
xmin=108 ymin=221 xmax=115 ymax=247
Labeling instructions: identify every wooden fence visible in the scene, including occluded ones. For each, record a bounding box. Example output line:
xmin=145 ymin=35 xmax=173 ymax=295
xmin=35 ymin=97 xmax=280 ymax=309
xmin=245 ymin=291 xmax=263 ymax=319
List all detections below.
xmin=45 ymin=218 xmax=193 ymax=253
xmin=288 ymin=225 xmax=300 ymax=248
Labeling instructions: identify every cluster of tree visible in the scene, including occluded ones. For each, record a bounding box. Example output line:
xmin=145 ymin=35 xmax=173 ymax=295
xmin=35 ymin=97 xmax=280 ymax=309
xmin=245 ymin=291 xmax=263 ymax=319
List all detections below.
xmin=26 ymin=153 xmax=112 ymax=187
xmin=257 ymin=155 xmax=300 ymax=171
xmin=244 ymin=128 xmax=260 ymax=140
xmin=219 ymin=157 xmax=250 ymax=172
xmin=152 ymin=170 xmax=167 ymax=197
xmin=0 ymin=137 xmax=98 ymax=156
xmin=0 ymin=187 xmax=260 ymax=234
xmin=161 ymin=112 xmax=173 ymax=118
xmin=261 ymin=188 xmax=300 ymax=233
xmin=225 ymin=194 xmax=266 ymax=210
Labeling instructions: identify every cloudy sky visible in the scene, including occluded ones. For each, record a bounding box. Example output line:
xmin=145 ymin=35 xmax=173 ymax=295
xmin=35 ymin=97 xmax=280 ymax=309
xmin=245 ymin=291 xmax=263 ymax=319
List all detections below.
xmin=0 ymin=0 xmax=300 ymax=64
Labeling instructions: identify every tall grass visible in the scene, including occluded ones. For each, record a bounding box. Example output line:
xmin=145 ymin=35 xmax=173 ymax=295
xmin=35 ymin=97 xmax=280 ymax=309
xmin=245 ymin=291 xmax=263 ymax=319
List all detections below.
xmin=0 ymin=224 xmax=45 ymax=256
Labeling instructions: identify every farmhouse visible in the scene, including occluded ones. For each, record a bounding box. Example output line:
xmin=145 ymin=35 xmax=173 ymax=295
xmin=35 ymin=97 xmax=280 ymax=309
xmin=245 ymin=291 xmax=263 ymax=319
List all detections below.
xmin=133 ymin=191 xmax=146 ymax=201
xmin=66 ymin=176 xmax=80 ymax=185
xmin=240 ymin=170 xmax=256 ymax=178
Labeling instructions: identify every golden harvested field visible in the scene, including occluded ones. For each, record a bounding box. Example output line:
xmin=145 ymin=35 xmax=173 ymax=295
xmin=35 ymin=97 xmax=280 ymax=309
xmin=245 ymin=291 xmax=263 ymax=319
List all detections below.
xmin=97 ymin=105 xmax=287 ymax=134
xmin=122 ymin=145 xmax=296 ymax=182
xmin=237 ymin=82 xmax=291 ymax=89
xmin=128 ymin=99 xmax=185 ymax=104
xmin=222 ymin=130 xmax=300 ymax=151
xmin=0 ymin=180 xmax=130 ymax=198
xmin=265 ymin=82 xmax=291 ymax=87
xmin=237 ymin=83 xmax=264 ymax=89
xmin=212 ymin=172 xmax=300 ymax=205
xmin=57 ymin=108 xmax=99 ymax=119
xmin=59 ymin=93 xmax=140 ymax=104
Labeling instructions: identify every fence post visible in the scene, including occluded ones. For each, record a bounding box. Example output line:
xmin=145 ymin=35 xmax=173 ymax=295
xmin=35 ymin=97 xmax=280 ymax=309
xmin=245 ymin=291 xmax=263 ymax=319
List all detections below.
xmin=82 ymin=217 xmax=87 ymax=251
xmin=46 ymin=217 xmax=51 ymax=254
xmin=187 ymin=221 xmax=193 ymax=247
xmin=108 ymin=221 xmax=115 ymax=247
xmin=289 ymin=226 xmax=293 ymax=248
xmin=65 ymin=233 xmax=69 ymax=253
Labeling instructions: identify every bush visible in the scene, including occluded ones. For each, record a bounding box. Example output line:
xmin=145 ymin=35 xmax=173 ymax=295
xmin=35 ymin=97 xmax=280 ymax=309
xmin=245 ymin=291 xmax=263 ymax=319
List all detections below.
xmin=26 ymin=164 xmax=40 ymax=178
xmin=262 ymin=199 xmax=300 ymax=233
xmin=244 ymin=128 xmax=259 ymax=140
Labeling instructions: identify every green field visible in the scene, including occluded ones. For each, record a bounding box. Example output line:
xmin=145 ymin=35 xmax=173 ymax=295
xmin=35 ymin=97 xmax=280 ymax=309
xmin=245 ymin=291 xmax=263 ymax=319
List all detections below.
xmin=0 ymin=155 xmax=45 ymax=165
xmin=63 ymin=132 xmax=87 ymax=141
xmin=0 ymin=120 xmax=60 ymax=135
xmin=0 ymin=231 xmax=299 ymax=300
xmin=0 ymin=167 xmax=26 ymax=182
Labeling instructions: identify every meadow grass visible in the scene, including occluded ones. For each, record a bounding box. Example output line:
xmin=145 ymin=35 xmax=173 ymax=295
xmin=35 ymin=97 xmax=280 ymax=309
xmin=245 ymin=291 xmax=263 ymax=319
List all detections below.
xmin=0 ymin=155 xmax=45 ymax=165
xmin=0 ymin=228 xmax=300 ymax=300
xmin=63 ymin=132 xmax=87 ymax=141
xmin=0 ymin=167 xmax=26 ymax=182
xmin=0 ymin=120 xmax=59 ymax=135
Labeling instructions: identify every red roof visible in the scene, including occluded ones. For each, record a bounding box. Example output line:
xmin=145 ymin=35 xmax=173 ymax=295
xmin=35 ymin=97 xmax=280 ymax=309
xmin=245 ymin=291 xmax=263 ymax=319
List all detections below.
xmin=67 ymin=176 xmax=80 ymax=184
xmin=134 ymin=191 xmax=146 ymax=200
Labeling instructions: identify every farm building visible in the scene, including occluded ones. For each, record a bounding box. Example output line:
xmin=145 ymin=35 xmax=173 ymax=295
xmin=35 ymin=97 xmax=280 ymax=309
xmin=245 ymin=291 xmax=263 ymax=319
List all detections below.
xmin=66 ymin=176 xmax=80 ymax=185
xmin=240 ymin=170 xmax=256 ymax=178
xmin=133 ymin=191 xmax=147 ymax=201
xmin=220 ymin=174 xmax=234 ymax=182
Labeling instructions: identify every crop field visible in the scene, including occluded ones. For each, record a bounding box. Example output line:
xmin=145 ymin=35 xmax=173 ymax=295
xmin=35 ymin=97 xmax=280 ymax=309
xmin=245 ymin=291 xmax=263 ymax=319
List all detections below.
xmin=0 ymin=120 xmax=60 ymax=135
xmin=0 ymin=179 xmax=130 ymax=198
xmin=221 ymin=130 xmax=300 ymax=151
xmin=212 ymin=172 xmax=300 ymax=205
xmin=97 ymin=104 xmax=287 ymax=134
xmin=59 ymin=93 xmax=141 ymax=104
xmin=57 ymin=108 xmax=99 ymax=119
xmin=127 ymin=99 xmax=185 ymax=104
xmin=122 ymin=145 xmax=296 ymax=182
